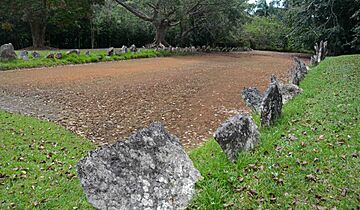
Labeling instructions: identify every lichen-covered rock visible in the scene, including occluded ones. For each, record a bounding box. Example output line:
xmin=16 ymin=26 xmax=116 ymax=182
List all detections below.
xmin=312 ymin=40 xmax=328 ymax=65
xmin=279 ymin=83 xmax=302 ymax=104
xmin=55 ymin=52 xmax=62 ymax=59
xmin=32 ymin=51 xmax=41 ymax=59
xmin=0 ymin=43 xmax=17 ymax=60
xmin=46 ymin=53 xmax=55 ymax=59
xmin=130 ymin=44 xmax=137 ymax=52
xmin=66 ymin=49 xmax=80 ymax=55
xmin=77 ymin=122 xmax=201 ymax=210
xmin=290 ymin=57 xmax=307 ymax=85
xmin=18 ymin=50 xmax=29 ymax=61
xmin=294 ymin=57 xmax=307 ymax=75
xmin=118 ymin=45 xmax=128 ymax=54
xmin=107 ymin=47 xmax=114 ymax=56
xmin=260 ymin=81 xmax=283 ymax=127
xmin=271 ymin=75 xmax=302 ymax=104
xmin=241 ymin=87 xmax=263 ymax=113
xmin=214 ymin=114 xmax=260 ymax=162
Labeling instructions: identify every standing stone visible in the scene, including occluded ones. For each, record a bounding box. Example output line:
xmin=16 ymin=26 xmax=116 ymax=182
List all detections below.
xmin=205 ymin=46 xmax=211 ymax=52
xmin=66 ymin=49 xmax=80 ymax=55
xmin=32 ymin=51 xmax=41 ymax=59
xmin=310 ymin=55 xmax=317 ymax=66
xmin=0 ymin=43 xmax=17 ymax=60
xmin=312 ymin=40 xmax=328 ymax=65
xmin=260 ymin=81 xmax=283 ymax=127
xmin=294 ymin=57 xmax=307 ymax=75
xmin=18 ymin=50 xmax=29 ymax=61
xmin=121 ymin=45 xmax=128 ymax=54
xmin=46 ymin=53 xmax=55 ymax=59
xmin=107 ymin=47 xmax=114 ymax=56
xmin=271 ymin=75 xmax=302 ymax=104
xmin=241 ymin=87 xmax=263 ymax=113
xmin=130 ymin=44 xmax=137 ymax=52
xmin=214 ymin=114 xmax=260 ymax=162
xmin=290 ymin=57 xmax=307 ymax=85
xmin=77 ymin=123 xmax=201 ymax=210
xmin=158 ymin=43 xmax=166 ymax=50
xmin=280 ymin=83 xmax=303 ymax=104
xmin=55 ymin=52 xmax=62 ymax=59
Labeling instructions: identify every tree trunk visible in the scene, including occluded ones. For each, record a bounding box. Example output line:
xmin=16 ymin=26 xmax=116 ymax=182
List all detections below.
xmin=152 ymin=20 xmax=170 ymax=47
xmin=29 ymin=20 xmax=46 ymax=49
xmin=91 ymin=22 xmax=95 ymax=49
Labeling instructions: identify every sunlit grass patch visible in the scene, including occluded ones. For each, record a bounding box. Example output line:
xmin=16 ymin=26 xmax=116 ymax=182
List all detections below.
xmin=189 ymin=55 xmax=360 ymax=209
xmin=0 ymin=49 xmax=189 ymax=71
xmin=0 ymin=112 xmax=96 ymax=209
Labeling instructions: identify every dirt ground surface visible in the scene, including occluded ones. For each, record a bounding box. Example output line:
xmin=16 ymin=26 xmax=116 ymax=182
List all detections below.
xmin=0 ymin=51 xmax=307 ymax=148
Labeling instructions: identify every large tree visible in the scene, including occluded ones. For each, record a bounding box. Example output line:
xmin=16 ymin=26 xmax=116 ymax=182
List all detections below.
xmin=0 ymin=0 xmax=103 ymax=49
xmin=114 ymin=0 xmax=225 ymax=47
xmin=284 ymin=0 xmax=360 ymax=54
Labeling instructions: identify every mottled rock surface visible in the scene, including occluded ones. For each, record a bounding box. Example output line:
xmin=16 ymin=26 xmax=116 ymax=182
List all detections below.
xmin=66 ymin=49 xmax=80 ymax=55
xmin=294 ymin=57 xmax=307 ymax=75
xmin=260 ymin=81 xmax=283 ymax=127
xmin=0 ymin=43 xmax=17 ymax=60
xmin=107 ymin=47 xmax=114 ymax=56
xmin=32 ymin=51 xmax=41 ymax=59
xmin=47 ymin=53 xmax=55 ymax=59
xmin=241 ymin=87 xmax=263 ymax=113
xmin=18 ymin=50 xmax=29 ymax=61
xmin=77 ymin=123 xmax=201 ymax=210
xmin=55 ymin=52 xmax=62 ymax=59
xmin=120 ymin=45 xmax=128 ymax=53
xmin=290 ymin=57 xmax=307 ymax=85
xmin=130 ymin=44 xmax=137 ymax=52
xmin=214 ymin=114 xmax=260 ymax=162
xmin=271 ymin=75 xmax=302 ymax=104
xmin=279 ymin=83 xmax=302 ymax=104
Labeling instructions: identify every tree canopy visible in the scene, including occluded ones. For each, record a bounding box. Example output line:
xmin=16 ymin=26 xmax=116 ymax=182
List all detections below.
xmin=0 ymin=0 xmax=359 ymax=54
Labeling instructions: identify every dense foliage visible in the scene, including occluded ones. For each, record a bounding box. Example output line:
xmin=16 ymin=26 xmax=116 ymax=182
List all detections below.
xmin=0 ymin=0 xmax=359 ymax=54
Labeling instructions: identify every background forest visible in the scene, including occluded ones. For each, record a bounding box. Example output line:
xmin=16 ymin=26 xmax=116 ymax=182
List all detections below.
xmin=0 ymin=0 xmax=359 ymax=55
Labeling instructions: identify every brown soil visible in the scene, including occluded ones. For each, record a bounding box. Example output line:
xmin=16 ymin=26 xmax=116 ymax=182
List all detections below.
xmin=0 ymin=51 xmax=305 ymax=148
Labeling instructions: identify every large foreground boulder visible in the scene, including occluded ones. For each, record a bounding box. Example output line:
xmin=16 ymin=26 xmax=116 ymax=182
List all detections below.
xmin=214 ymin=114 xmax=260 ymax=162
xmin=0 ymin=43 xmax=17 ymax=60
xmin=77 ymin=123 xmax=201 ymax=210
xmin=260 ymin=81 xmax=283 ymax=127
xmin=241 ymin=87 xmax=263 ymax=113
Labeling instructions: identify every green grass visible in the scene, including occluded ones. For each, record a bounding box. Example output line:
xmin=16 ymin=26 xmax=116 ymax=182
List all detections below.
xmin=0 ymin=49 xmax=187 ymax=71
xmin=0 ymin=112 xmax=96 ymax=209
xmin=0 ymin=55 xmax=358 ymax=209
xmin=189 ymin=55 xmax=360 ymax=209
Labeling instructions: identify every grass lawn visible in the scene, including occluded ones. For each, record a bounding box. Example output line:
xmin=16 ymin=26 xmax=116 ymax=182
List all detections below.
xmin=0 ymin=49 xmax=184 ymax=71
xmin=189 ymin=55 xmax=360 ymax=209
xmin=0 ymin=55 xmax=359 ymax=209
xmin=0 ymin=112 xmax=96 ymax=209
